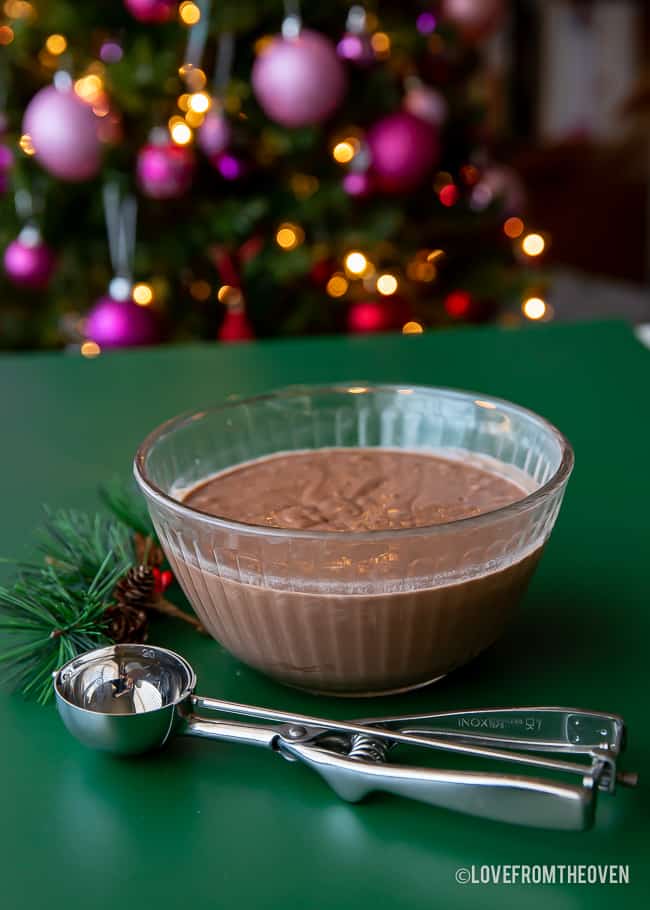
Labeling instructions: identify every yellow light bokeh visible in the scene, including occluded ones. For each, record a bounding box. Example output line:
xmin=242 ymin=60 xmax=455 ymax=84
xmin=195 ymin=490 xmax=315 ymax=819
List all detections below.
xmin=290 ymin=174 xmax=319 ymax=199
xmin=275 ymin=223 xmax=304 ymax=251
xmin=426 ymin=249 xmax=445 ymax=263
xmin=188 ymin=91 xmax=211 ymax=114
xmin=177 ymin=93 xmax=191 ymax=112
xmin=326 ymin=274 xmax=349 ymax=298
xmin=45 ymin=33 xmax=66 ymax=55
xmin=402 ymin=321 xmax=424 ymax=335
xmin=376 ymin=273 xmax=398 ymax=296
xmin=74 ymin=74 xmax=103 ymax=104
xmin=80 ymin=340 xmax=101 ymax=358
xmin=504 ymin=216 xmax=524 ymax=239
xmin=522 ymin=297 xmax=547 ymax=320
xmin=170 ymin=121 xmax=193 ymax=145
xmin=332 ymin=141 xmax=354 ymax=164
xmin=190 ymin=280 xmax=211 ymax=301
xmin=254 ymin=35 xmax=274 ymax=55
xmin=522 ymin=233 xmax=545 ymax=257
xmin=344 ymin=251 xmax=368 ymax=276
xmin=18 ymin=133 xmax=35 ymax=155
xmin=0 ymin=24 xmax=14 ymax=44
xmin=184 ymin=109 xmax=205 ymax=128
xmin=217 ymin=284 xmax=233 ymax=303
xmin=132 ymin=283 xmax=154 ymax=307
xmin=179 ymin=1 xmax=201 ymax=25
xmin=371 ymin=32 xmax=390 ymax=55
xmin=4 ymin=0 xmax=33 ymax=20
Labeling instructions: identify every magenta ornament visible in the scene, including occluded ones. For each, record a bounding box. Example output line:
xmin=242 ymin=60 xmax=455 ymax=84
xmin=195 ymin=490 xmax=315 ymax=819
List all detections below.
xmin=124 ymin=0 xmax=176 ymax=23
xmin=347 ymin=296 xmax=412 ymax=334
xmin=3 ymin=229 xmax=56 ymax=290
xmin=23 ymin=86 xmax=102 ymax=182
xmin=136 ymin=142 xmax=195 ymax=199
xmin=85 ymin=295 xmax=160 ymax=348
xmin=198 ymin=111 xmax=231 ymax=157
xmin=367 ymin=112 xmax=439 ymax=193
xmin=342 ymin=171 xmax=373 ymax=198
xmin=252 ymin=29 xmax=346 ymax=128
xmin=441 ymin=0 xmax=505 ymax=41
xmin=0 ymin=144 xmax=12 ymax=194
xmin=337 ymin=33 xmax=375 ymax=66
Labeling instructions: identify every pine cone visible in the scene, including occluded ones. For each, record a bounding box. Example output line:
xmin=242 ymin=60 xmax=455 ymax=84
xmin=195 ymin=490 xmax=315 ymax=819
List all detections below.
xmin=104 ymin=603 xmax=149 ymax=643
xmin=114 ymin=565 xmax=156 ymax=610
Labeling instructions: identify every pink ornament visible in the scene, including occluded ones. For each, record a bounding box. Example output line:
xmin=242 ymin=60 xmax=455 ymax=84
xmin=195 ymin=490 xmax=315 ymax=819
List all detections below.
xmin=367 ymin=112 xmax=439 ymax=193
xmin=124 ymin=0 xmax=176 ymax=23
xmin=343 ymin=171 xmax=373 ymax=198
xmin=23 ymin=86 xmax=102 ymax=182
xmin=0 ymin=144 xmax=12 ymax=195
xmin=198 ymin=111 xmax=231 ymax=157
xmin=441 ymin=0 xmax=505 ymax=42
xmin=137 ymin=142 xmax=195 ymax=199
xmin=3 ymin=228 xmax=56 ymax=290
xmin=347 ymin=297 xmax=411 ymax=334
xmin=337 ymin=33 xmax=375 ymax=66
xmin=252 ymin=29 xmax=346 ymax=128
xmin=86 ymin=295 xmax=160 ymax=348
xmin=403 ymin=85 xmax=448 ymax=126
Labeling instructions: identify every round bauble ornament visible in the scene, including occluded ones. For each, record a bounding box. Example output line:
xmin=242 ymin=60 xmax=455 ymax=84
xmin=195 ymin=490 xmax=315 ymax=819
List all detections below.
xmin=441 ymin=0 xmax=505 ymax=42
xmin=124 ymin=0 xmax=176 ymax=23
xmin=367 ymin=112 xmax=439 ymax=193
xmin=198 ymin=111 xmax=231 ymax=158
xmin=136 ymin=142 xmax=194 ymax=199
xmin=252 ymin=29 xmax=346 ymax=128
xmin=218 ymin=307 xmax=254 ymax=342
xmin=0 ymin=144 xmax=12 ymax=194
xmin=85 ymin=293 xmax=160 ymax=348
xmin=403 ymin=84 xmax=448 ymax=126
xmin=347 ymin=296 xmax=412 ymax=334
xmin=23 ymin=86 xmax=102 ymax=182
xmin=342 ymin=170 xmax=373 ymax=198
xmin=3 ymin=227 xmax=56 ymax=290
xmin=337 ymin=32 xmax=375 ymax=66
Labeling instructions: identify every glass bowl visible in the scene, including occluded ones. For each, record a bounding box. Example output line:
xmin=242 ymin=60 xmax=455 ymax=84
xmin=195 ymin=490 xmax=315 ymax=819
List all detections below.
xmin=134 ymin=384 xmax=573 ymax=696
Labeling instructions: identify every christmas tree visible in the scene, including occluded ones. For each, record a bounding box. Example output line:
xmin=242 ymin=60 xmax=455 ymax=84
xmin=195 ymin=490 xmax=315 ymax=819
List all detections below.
xmin=0 ymin=0 xmax=547 ymax=351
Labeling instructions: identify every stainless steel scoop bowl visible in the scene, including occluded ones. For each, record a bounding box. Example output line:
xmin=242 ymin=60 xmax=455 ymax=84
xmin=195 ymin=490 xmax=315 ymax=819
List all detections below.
xmin=53 ymin=643 xmax=637 ymax=830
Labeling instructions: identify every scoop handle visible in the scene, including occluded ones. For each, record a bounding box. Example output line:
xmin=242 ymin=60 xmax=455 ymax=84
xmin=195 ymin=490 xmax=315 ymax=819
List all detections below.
xmin=281 ymin=740 xmax=595 ymax=831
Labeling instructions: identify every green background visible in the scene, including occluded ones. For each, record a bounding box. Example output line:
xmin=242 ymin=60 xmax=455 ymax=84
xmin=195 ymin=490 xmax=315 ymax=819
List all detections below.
xmin=1 ymin=321 xmax=648 ymax=909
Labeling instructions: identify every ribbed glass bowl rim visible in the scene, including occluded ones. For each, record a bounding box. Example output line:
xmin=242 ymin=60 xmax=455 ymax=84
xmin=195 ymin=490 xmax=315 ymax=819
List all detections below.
xmin=134 ymin=383 xmax=574 ymax=542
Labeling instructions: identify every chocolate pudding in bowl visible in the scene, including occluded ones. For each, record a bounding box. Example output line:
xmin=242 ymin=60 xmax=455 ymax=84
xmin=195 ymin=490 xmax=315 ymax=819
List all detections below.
xmin=134 ymin=385 xmax=573 ymax=696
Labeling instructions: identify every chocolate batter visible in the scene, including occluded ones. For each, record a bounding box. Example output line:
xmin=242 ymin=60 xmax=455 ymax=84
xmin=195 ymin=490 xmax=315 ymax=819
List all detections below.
xmin=183 ymin=449 xmax=526 ymax=531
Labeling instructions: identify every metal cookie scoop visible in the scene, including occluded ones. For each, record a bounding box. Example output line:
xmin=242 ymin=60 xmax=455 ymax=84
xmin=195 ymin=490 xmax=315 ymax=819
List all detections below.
xmin=53 ymin=644 xmax=637 ymax=831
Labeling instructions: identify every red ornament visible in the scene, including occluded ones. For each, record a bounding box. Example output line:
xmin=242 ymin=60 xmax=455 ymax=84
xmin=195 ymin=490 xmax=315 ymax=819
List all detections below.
xmin=347 ymin=297 xmax=411 ymax=334
xmin=310 ymin=257 xmax=338 ymax=287
xmin=444 ymin=290 xmax=473 ymax=319
xmin=218 ymin=307 xmax=255 ymax=342
xmin=124 ymin=0 xmax=176 ymax=23
xmin=153 ymin=568 xmax=174 ymax=594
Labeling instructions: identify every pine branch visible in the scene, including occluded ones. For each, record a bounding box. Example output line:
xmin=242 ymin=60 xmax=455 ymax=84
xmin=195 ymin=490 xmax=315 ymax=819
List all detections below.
xmin=35 ymin=508 xmax=134 ymax=585
xmin=99 ymin=478 xmax=157 ymax=542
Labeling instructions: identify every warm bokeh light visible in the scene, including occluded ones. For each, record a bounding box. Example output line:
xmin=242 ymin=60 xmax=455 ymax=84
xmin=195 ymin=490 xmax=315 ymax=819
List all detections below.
xmin=179 ymin=1 xmax=201 ymax=25
xmin=18 ymin=133 xmax=35 ymax=155
xmin=427 ymin=249 xmax=445 ymax=263
xmin=4 ymin=0 xmax=34 ymax=19
xmin=326 ymin=273 xmax=349 ymax=298
xmin=74 ymin=74 xmax=103 ymax=104
xmin=504 ymin=216 xmax=524 ymax=239
xmin=188 ymin=91 xmax=211 ymax=114
xmin=344 ymin=251 xmax=368 ymax=276
xmin=371 ymin=32 xmax=390 ymax=56
xmin=45 ymin=33 xmax=67 ymax=55
xmin=170 ymin=120 xmax=193 ymax=145
xmin=290 ymin=174 xmax=319 ymax=199
xmin=522 ymin=233 xmax=545 ymax=257
xmin=376 ymin=273 xmax=398 ymax=296
xmin=80 ymin=340 xmax=101 ymax=358
xmin=407 ymin=260 xmax=436 ymax=282
xmin=178 ymin=64 xmax=207 ymax=91
xmin=177 ymin=93 xmax=190 ymax=112
xmin=402 ymin=321 xmax=424 ymax=335
xmin=332 ymin=141 xmax=356 ymax=164
xmin=275 ymin=223 xmax=304 ymax=250
xmin=0 ymin=24 xmax=13 ymax=44
xmin=184 ymin=109 xmax=205 ymax=128
xmin=522 ymin=296 xmax=547 ymax=320
xmin=254 ymin=34 xmax=274 ymax=55
xmin=132 ymin=283 xmax=154 ymax=306
xmin=433 ymin=171 xmax=453 ymax=192
xmin=217 ymin=284 xmax=232 ymax=303
xmin=189 ymin=280 xmax=211 ymax=301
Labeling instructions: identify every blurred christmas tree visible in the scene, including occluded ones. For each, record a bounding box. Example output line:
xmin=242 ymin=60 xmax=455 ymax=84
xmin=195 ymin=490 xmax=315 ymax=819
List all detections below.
xmin=0 ymin=0 xmax=548 ymax=350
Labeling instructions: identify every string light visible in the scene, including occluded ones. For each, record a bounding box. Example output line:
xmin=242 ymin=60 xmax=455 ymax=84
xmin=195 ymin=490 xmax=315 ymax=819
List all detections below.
xmin=332 ymin=141 xmax=356 ymax=164
xmin=254 ymin=35 xmax=274 ymax=55
xmin=371 ymin=32 xmax=390 ymax=57
xmin=177 ymin=94 xmax=191 ymax=112
xmin=344 ymin=251 xmax=368 ymax=276
xmin=132 ymin=283 xmax=154 ymax=306
xmin=179 ymin=1 xmax=201 ymax=25
xmin=504 ymin=217 xmax=524 ymax=239
xmin=402 ymin=321 xmax=424 ymax=334
xmin=188 ymin=92 xmax=211 ymax=113
xmin=0 ymin=25 xmax=14 ymax=44
xmin=275 ymin=223 xmax=304 ymax=250
xmin=80 ymin=340 xmax=101 ymax=358
xmin=376 ymin=273 xmax=398 ymax=296
xmin=178 ymin=64 xmax=207 ymax=92
xmin=74 ymin=74 xmax=103 ymax=104
xmin=326 ymin=274 xmax=349 ymax=298
xmin=522 ymin=233 xmax=545 ymax=257
xmin=45 ymin=33 xmax=66 ymax=55
xmin=4 ymin=0 xmax=34 ymax=19
xmin=522 ymin=296 xmax=547 ymax=320
xmin=169 ymin=117 xmax=193 ymax=145
xmin=184 ymin=109 xmax=205 ymax=128
xmin=18 ymin=133 xmax=35 ymax=155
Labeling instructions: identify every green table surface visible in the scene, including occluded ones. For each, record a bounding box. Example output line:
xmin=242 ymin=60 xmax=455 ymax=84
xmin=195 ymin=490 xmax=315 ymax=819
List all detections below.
xmin=1 ymin=320 xmax=649 ymax=909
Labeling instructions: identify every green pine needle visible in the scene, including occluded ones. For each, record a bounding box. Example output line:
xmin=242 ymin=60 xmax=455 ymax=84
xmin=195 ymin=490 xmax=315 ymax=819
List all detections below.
xmin=35 ymin=508 xmax=134 ymax=585
xmin=99 ymin=477 xmax=157 ymax=541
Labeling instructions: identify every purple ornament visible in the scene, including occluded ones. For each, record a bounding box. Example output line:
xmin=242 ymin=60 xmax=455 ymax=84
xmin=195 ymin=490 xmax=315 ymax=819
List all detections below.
xmin=367 ymin=112 xmax=439 ymax=193
xmin=124 ymin=0 xmax=176 ymax=23
xmin=3 ymin=229 xmax=56 ymax=290
xmin=198 ymin=111 xmax=231 ymax=157
xmin=343 ymin=171 xmax=372 ymax=198
xmin=213 ymin=153 xmax=245 ymax=181
xmin=416 ymin=12 xmax=437 ymax=34
xmin=252 ymin=29 xmax=346 ymax=128
xmin=337 ymin=33 xmax=375 ymax=66
xmin=0 ymin=144 xmax=12 ymax=194
xmin=85 ymin=295 xmax=160 ymax=348
xmin=23 ymin=86 xmax=102 ymax=182
xmin=137 ymin=142 xmax=195 ymax=199
xmin=100 ymin=41 xmax=124 ymax=64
